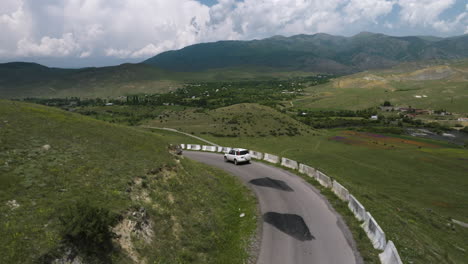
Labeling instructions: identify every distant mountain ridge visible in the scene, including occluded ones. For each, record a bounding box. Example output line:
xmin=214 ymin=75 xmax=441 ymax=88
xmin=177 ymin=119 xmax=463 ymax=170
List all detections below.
xmin=1 ymin=32 xmax=467 ymax=98
xmin=143 ymin=32 xmax=468 ymax=73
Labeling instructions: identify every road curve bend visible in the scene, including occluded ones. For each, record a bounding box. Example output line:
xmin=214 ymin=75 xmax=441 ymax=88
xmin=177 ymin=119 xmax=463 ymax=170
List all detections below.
xmin=184 ymin=151 xmax=362 ymax=264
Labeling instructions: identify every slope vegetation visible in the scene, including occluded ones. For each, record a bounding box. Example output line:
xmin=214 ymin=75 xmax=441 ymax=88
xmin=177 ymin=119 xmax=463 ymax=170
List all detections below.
xmin=0 ymin=100 xmax=256 ymax=263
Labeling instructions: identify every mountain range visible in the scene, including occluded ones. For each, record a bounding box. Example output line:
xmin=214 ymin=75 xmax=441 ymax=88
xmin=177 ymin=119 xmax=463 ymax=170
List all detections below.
xmin=144 ymin=32 xmax=468 ymax=73
xmin=1 ymin=32 xmax=467 ymax=98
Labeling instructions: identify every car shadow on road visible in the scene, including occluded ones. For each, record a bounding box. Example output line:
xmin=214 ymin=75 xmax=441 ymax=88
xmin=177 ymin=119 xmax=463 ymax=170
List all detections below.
xmin=263 ymin=212 xmax=315 ymax=241
xmin=249 ymin=177 xmax=294 ymax=192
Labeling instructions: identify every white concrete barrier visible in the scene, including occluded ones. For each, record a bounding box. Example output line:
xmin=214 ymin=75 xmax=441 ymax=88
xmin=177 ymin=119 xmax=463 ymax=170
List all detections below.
xmin=362 ymin=212 xmax=386 ymax=250
xmin=332 ymin=180 xmax=350 ymax=202
xmin=281 ymin=157 xmax=299 ymax=170
xmin=217 ymin=146 xmax=224 ymax=152
xmin=202 ymin=145 xmax=217 ymax=152
xmin=379 ymin=241 xmax=403 ymax=264
xmin=263 ymin=153 xmax=279 ymax=164
xmin=299 ymin=164 xmax=316 ymax=178
xmin=316 ymin=170 xmax=332 ymax=188
xmin=348 ymin=195 xmax=367 ymax=222
xmin=220 ymin=147 xmax=231 ymax=153
xmin=186 ymin=144 xmax=201 ymax=151
xmin=249 ymin=150 xmax=263 ymax=160
xmin=180 ymin=144 xmax=185 ymax=149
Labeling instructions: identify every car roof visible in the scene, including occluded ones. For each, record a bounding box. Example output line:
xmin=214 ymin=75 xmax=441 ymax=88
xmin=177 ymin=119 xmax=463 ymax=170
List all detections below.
xmin=233 ymin=148 xmax=249 ymax=151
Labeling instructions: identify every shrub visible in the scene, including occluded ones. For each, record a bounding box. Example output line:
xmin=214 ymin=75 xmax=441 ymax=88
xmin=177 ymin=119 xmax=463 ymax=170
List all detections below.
xmin=59 ymin=200 xmax=119 ymax=262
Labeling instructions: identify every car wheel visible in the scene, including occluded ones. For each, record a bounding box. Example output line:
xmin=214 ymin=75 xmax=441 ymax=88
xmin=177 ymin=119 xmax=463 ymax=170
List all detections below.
xmin=234 ymin=159 xmax=238 ymax=165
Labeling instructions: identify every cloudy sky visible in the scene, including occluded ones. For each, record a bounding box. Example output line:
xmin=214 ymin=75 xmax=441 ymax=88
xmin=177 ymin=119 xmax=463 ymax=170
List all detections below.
xmin=1 ymin=0 xmax=467 ymax=68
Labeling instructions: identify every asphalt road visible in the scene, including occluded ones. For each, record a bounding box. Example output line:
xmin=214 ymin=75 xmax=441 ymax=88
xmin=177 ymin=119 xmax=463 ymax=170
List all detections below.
xmin=184 ymin=151 xmax=362 ymax=264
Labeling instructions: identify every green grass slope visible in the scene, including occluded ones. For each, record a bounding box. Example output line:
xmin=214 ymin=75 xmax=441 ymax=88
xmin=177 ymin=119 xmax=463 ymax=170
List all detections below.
xmin=294 ymin=60 xmax=468 ymax=113
xmin=0 ymin=100 xmax=256 ymax=263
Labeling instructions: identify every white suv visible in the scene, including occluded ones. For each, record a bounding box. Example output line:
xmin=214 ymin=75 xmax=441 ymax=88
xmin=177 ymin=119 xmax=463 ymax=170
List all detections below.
xmin=224 ymin=148 xmax=251 ymax=165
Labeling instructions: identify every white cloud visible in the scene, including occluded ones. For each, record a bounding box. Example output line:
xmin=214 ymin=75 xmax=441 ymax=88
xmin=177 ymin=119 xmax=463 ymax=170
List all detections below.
xmin=79 ymin=51 xmax=92 ymax=58
xmin=104 ymin=48 xmax=132 ymax=58
xmin=398 ymin=0 xmax=455 ymax=26
xmin=17 ymin=33 xmax=80 ymax=57
xmin=433 ymin=12 xmax=468 ymax=32
xmin=397 ymin=0 xmax=468 ymax=33
xmin=344 ymin=0 xmax=395 ymax=23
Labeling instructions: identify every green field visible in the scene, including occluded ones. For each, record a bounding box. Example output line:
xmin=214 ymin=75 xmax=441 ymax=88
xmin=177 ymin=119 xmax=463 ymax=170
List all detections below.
xmin=0 ymin=100 xmax=257 ymax=264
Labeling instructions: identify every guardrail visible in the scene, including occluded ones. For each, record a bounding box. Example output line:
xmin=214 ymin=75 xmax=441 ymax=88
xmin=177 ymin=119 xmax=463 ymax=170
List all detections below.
xmin=181 ymin=143 xmax=404 ymax=264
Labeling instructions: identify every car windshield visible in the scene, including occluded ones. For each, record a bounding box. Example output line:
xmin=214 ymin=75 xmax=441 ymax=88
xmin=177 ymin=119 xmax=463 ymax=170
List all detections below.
xmin=237 ymin=150 xmax=249 ymax=155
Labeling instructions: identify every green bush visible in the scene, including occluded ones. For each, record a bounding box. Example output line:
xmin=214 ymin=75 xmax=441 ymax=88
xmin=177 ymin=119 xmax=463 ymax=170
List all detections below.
xmin=59 ymin=200 xmax=119 ymax=262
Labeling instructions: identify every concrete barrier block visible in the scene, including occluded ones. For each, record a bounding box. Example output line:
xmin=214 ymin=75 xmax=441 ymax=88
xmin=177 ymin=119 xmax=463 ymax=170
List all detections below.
xmin=332 ymin=180 xmax=350 ymax=201
xmin=220 ymin=147 xmax=231 ymax=153
xmin=379 ymin=241 xmax=403 ymax=264
xmin=281 ymin=158 xmax=299 ymax=170
xmin=362 ymin=212 xmax=387 ymax=250
xmin=299 ymin=164 xmax=316 ymax=178
xmin=202 ymin=145 xmax=217 ymax=152
xmin=348 ymin=195 xmax=367 ymax=222
xmin=316 ymin=170 xmax=332 ymax=188
xmin=249 ymin=150 xmax=263 ymax=160
xmin=180 ymin=144 xmax=186 ymax=149
xmin=263 ymin=153 xmax=279 ymax=164
xmin=187 ymin=144 xmax=201 ymax=151
xmin=217 ymin=146 xmax=224 ymax=152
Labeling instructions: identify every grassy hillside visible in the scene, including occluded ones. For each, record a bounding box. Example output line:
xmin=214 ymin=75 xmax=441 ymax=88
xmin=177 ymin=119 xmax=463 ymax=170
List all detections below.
xmin=138 ymin=102 xmax=468 ymax=264
xmin=143 ymin=103 xmax=316 ymax=137
xmin=293 ymin=60 xmax=468 ymax=113
xmin=0 ymin=100 xmax=256 ymax=264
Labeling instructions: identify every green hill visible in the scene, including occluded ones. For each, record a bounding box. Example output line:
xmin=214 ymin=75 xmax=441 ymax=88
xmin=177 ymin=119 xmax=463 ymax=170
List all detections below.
xmin=0 ymin=63 xmax=182 ymax=98
xmin=144 ymin=103 xmax=316 ymax=137
xmin=0 ymin=100 xmax=256 ymax=263
xmin=144 ymin=32 xmax=468 ymax=74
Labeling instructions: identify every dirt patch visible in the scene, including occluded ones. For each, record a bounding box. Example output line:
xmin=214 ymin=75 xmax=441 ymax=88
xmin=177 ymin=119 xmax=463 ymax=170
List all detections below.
xmin=113 ymin=207 xmax=154 ymax=264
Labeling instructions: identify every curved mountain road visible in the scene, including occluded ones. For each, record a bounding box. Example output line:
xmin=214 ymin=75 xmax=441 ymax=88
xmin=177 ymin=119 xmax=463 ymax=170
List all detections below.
xmin=184 ymin=151 xmax=362 ymax=264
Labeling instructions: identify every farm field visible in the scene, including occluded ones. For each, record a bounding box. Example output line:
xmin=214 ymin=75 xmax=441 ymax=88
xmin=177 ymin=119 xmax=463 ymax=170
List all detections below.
xmin=0 ymin=100 xmax=256 ymax=264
